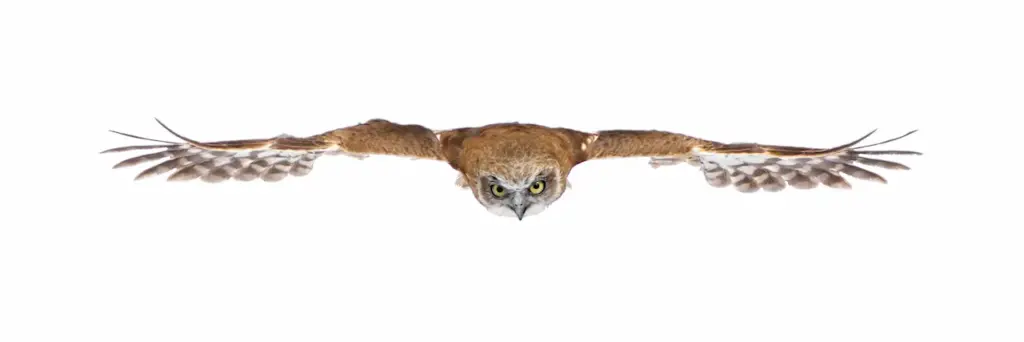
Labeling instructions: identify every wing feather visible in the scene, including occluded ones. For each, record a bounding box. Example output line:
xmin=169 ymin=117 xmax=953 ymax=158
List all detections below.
xmin=102 ymin=118 xmax=445 ymax=183
xmin=574 ymin=126 xmax=920 ymax=192
xmin=690 ymin=130 xmax=920 ymax=192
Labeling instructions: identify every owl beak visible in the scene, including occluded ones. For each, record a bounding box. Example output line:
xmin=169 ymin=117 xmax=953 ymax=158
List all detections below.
xmin=512 ymin=203 xmax=529 ymax=220
xmin=510 ymin=192 xmax=529 ymax=220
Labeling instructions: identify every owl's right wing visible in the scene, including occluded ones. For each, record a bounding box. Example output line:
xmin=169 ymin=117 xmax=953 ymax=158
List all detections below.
xmin=577 ymin=128 xmax=921 ymax=192
xmin=102 ymin=118 xmax=447 ymax=182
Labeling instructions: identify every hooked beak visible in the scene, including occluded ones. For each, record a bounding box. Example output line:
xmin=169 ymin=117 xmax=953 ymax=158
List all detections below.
xmin=512 ymin=203 xmax=529 ymax=220
xmin=509 ymin=192 xmax=530 ymax=221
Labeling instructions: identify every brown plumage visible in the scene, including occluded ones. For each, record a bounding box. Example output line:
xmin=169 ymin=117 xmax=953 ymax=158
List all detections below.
xmin=102 ymin=118 xmax=921 ymax=219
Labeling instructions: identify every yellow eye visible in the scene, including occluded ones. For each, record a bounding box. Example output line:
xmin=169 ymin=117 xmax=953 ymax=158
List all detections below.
xmin=529 ymin=180 xmax=546 ymax=194
xmin=490 ymin=184 xmax=507 ymax=197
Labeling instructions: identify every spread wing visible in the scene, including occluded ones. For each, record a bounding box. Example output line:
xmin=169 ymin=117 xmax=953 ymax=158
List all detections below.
xmin=578 ymin=128 xmax=921 ymax=192
xmin=101 ymin=118 xmax=445 ymax=183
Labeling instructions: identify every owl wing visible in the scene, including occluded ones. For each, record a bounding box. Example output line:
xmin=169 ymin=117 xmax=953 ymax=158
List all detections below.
xmin=579 ymin=128 xmax=920 ymax=192
xmin=102 ymin=118 xmax=446 ymax=182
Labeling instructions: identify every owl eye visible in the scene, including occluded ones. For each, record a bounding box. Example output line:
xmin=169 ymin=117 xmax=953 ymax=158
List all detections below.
xmin=529 ymin=180 xmax=546 ymax=194
xmin=490 ymin=184 xmax=507 ymax=197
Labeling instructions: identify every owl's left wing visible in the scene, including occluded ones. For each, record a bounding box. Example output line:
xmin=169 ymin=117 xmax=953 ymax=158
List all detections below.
xmin=577 ymin=128 xmax=920 ymax=192
xmin=102 ymin=118 xmax=446 ymax=182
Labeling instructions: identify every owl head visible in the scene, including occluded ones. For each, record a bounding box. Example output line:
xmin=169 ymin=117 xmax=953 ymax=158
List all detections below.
xmin=467 ymin=164 xmax=567 ymax=220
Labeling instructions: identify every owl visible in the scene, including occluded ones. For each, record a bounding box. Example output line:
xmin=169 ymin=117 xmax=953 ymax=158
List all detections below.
xmin=102 ymin=118 xmax=921 ymax=220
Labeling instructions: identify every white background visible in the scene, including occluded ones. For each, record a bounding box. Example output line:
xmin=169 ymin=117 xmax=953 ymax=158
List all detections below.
xmin=1 ymin=0 xmax=1021 ymax=341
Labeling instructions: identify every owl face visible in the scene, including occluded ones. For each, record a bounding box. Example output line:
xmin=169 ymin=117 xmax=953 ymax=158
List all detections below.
xmin=471 ymin=168 xmax=565 ymax=220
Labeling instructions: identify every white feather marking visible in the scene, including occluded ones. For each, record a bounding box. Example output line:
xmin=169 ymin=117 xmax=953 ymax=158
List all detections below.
xmin=736 ymin=165 xmax=758 ymax=175
xmin=752 ymin=171 xmax=771 ymax=183
xmin=705 ymin=169 xmax=725 ymax=178
xmin=484 ymin=201 xmax=549 ymax=219
xmin=581 ymin=135 xmax=598 ymax=151
xmin=487 ymin=206 xmax=518 ymax=218
xmin=695 ymin=151 xmax=774 ymax=167
xmin=255 ymin=151 xmax=277 ymax=158
xmin=776 ymin=158 xmax=800 ymax=166
xmin=524 ymin=203 xmax=547 ymax=217
xmin=648 ymin=157 xmax=686 ymax=168
xmin=258 ymin=157 xmax=284 ymax=165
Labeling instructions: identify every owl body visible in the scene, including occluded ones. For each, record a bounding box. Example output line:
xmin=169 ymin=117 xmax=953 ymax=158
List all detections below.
xmin=438 ymin=123 xmax=584 ymax=219
xmin=103 ymin=118 xmax=921 ymax=220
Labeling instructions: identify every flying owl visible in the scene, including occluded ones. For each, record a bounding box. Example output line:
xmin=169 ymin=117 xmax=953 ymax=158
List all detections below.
xmin=102 ymin=118 xmax=921 ymax=220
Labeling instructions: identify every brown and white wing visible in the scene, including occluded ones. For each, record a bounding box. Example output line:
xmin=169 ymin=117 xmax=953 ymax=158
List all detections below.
xmin=687 ymin=130 xmax=921 ymax=192
xmin=102 ymin=118 xmax=446 ymax=183
xmin=576 ymin=128 xmax=920 ymax=192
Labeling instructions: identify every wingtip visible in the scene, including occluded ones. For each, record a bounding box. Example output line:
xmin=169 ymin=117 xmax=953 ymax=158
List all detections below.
xmin=105 ymin=126 xmax=180 ymax=145
xmin=855 ymin=128 xmax=878 ymax=143
xmin=824 ymin=129 xmax=878 ymax=153
xmin=154 ymin=117 xmax=170 ymax=132
xmin=852 ymin=129 xmax=921 ymax=151
xmin=898 ymin=128 xmax=920 ymax=140
xmin=153 ymin=118 xmax=202 ymax=145
xmin=99 ymin=146 xmax=126 ymax=154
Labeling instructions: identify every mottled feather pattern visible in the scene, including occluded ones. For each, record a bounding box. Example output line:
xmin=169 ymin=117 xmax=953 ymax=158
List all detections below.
xmin=104 ymin=141 xmax=327 ymax=183
xmin=691 ymin=130 xmax=920 ymax=193
xmin=115 ymin=145 xmax=323 ymax=182
xmin=102 ymin=118 xmax=455 ymax=183
xmin=101 ymin=119 xmax=339 ymax=183
xmin=583 ymin=130 xmax=704 ymax=160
